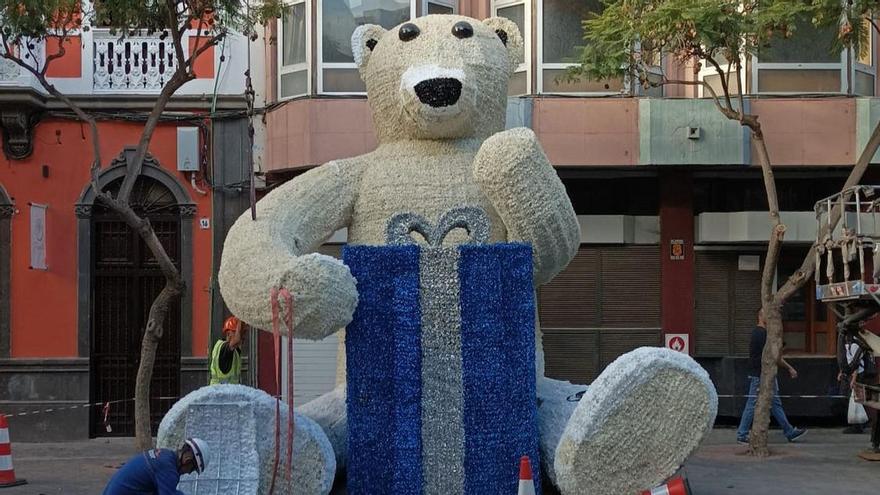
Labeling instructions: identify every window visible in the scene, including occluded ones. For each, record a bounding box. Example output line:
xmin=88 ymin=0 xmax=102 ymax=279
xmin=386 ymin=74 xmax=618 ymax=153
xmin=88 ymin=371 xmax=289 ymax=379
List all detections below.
xmin=698 ymin=51 xmax=744 ymax=98
xmin=424 ymin=0 xmax=456 ymax=15
xmin=279 ymin=0 xmax=309 ymax=99
xmin=538 ymin=0 xmax=626 ymax=94
xmin=753 ymin=15 xmax=849 ymax=94
xmin=319 ymin=0 xmax=415 ymax=94
xmin=855 ymin=20 xmax=875 ymax=96
xmin=493 ymin=0 xmax=530 ymax=95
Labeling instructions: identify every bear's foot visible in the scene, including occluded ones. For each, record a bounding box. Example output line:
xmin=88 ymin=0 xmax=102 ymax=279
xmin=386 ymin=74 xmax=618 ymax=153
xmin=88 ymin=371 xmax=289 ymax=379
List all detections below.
xmin=553 ymin=347 xmax=717 ymax=495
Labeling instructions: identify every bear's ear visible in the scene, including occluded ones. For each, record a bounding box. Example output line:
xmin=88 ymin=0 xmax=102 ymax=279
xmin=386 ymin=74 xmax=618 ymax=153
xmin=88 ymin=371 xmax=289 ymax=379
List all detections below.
xmin=482 ymin=17 xmax=524 ymax=73
xmin=352 ymin=24 xmax=387 ymax=71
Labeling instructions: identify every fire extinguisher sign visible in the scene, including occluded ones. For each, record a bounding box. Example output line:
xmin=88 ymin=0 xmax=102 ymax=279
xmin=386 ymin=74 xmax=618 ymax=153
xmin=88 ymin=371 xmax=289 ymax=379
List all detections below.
xmin=665 ymin=334 xmax=689 ymax=354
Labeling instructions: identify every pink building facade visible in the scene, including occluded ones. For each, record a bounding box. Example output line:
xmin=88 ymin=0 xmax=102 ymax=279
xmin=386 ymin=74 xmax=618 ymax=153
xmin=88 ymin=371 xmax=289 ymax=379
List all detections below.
xmin=261 ymin=0 xmax=880 ymax=419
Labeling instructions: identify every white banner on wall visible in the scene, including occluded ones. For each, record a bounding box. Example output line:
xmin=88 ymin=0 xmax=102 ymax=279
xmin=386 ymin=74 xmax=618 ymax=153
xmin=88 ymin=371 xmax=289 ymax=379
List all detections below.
xmin=30 ymin=203 xmax=47 ymax=270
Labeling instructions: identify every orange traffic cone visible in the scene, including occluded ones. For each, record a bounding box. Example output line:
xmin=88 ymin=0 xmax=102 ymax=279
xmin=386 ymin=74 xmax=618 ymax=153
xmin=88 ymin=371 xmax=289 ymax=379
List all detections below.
xmin=517 ymin=456 xmax=536 ymax=495
xmin=0 ymin=415 xmax=26 ymax=488
xmin=640 ymin=476 xmax=690 ymax=495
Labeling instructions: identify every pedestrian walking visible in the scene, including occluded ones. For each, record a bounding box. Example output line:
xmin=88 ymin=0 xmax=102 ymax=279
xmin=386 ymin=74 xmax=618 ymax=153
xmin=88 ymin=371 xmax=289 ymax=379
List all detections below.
xmin=736 ymin=309 xmax=807 ymax=444
xmin=102 ymin=438 xmax=209 ymax=495
xmin=840 ymin=335 xmax=870 ymax=434
xmin=210 ymin=316 xmax=247 ymax=385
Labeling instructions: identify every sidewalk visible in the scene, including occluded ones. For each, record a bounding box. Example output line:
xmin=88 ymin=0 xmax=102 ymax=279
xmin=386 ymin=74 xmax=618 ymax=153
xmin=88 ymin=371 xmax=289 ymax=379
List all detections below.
xmin=2 ymin=428 xmax=876 ymax=494
xmin=683 ymin=427 xmax=878 ymax=495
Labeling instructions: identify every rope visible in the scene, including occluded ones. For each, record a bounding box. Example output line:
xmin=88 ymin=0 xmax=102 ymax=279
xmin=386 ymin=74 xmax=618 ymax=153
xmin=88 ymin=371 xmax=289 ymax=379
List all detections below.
xmin=269 ymin=288 xmax=282 ymax=495
xmin=2 ymin=396 xmax=181 ymax=418
xmin=268 ymin=288 xmax=295 ymax=494
xmin=283 ymin=289 xmax=295 ymax=487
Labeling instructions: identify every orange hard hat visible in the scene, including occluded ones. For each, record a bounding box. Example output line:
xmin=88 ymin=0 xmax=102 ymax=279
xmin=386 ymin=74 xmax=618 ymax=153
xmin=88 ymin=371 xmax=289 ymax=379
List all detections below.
xmin=223 ymin=316 xmax=241 ymax=334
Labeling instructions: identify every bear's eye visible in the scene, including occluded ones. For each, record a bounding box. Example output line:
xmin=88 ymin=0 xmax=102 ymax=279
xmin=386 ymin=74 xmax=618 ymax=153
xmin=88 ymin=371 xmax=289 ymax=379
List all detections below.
xmin=399 ymin=23 xmax=420 ymax=42
xmin=452 ymin=21 xmax=473 ymax=39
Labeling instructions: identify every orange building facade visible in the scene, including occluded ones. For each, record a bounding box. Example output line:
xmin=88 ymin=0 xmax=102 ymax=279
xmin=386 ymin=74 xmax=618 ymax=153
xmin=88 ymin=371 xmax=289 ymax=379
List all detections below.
xmin=0 ymin=17 xmax=254 ymax=440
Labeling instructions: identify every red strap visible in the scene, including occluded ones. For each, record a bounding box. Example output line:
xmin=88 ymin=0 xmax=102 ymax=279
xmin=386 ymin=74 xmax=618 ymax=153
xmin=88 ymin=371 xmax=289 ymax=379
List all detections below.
xmin=279 ymin=288 xmax=295 ymax=486
xmin=268 ymin=288 xmax=282 ymax=494
xmin=268 ymin=288 xmax=296 ymax=492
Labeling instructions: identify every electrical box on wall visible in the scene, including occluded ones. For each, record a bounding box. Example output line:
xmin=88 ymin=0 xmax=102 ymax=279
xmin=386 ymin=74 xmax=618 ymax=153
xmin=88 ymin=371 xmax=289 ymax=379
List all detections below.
xmin=177 ymin=127 xmax=199 ymax=172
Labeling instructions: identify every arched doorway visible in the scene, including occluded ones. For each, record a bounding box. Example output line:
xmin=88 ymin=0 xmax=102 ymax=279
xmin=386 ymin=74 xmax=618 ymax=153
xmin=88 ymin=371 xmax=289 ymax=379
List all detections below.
xmin=0 ymin=185 xmax=11 ymax=358
xmin=76 ymin=149 xmax=195 ymax=437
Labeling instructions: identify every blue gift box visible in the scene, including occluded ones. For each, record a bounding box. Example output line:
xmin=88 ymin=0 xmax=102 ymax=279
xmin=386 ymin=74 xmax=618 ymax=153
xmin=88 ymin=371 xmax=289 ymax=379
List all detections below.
xmin=343 ymin=207 xmax=541 ymax=495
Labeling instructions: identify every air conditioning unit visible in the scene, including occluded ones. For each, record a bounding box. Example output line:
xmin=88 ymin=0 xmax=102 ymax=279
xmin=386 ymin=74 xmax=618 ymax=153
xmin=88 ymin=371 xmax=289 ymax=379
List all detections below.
xmin=177 ymin=127 xmax=199 ymax=172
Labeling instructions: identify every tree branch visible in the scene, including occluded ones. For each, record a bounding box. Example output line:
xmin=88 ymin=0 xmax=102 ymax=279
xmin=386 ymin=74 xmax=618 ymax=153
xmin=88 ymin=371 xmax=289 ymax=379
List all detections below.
xmin=3 ymin=48 xmax=104 ymax=195
xmin=663 ymin=77 xmax=738 ymax=120
xmin=165 ymin=0 xmax=187 ymax=71
xmin=185 ymin=31 xmax=225 ymax=72
xmin=117 ymin=69 xmax=194 ymax=204
xmin=706 ymin=54 xmax=734 ymax=112
xmin=775 ymin=116 xmax=880 ymax=304
xmin=736 ymin=59 xmax=746 ymax=118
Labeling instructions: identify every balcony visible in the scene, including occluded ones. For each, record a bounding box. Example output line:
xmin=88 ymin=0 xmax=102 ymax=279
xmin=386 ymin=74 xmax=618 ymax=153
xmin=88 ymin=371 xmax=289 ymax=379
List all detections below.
xmin=93 ymin=31 xmax=178 ymax=92
xmin=0 ymin=28 xmax=250 ymax=97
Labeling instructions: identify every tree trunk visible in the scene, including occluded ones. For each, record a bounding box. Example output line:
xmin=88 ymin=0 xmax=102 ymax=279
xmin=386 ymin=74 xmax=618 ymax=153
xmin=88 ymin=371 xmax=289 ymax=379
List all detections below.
xmin=750 ymin=304 xmax=784 ymax=457
xmin=748 ymin=128 xmax=785 ymax=457
xmin=747 ymin=111 xmax=880 ymax=457
xmin=134 ymin=284 xmax=180 ymax=449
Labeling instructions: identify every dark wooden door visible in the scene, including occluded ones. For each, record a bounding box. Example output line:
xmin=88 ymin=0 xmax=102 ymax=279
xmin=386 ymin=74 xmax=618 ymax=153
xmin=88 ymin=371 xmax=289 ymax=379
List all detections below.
xmin=90 ymin=180 xmax=181 ymax=437
xmin=780 ymin=252 xmax=836 ymax=355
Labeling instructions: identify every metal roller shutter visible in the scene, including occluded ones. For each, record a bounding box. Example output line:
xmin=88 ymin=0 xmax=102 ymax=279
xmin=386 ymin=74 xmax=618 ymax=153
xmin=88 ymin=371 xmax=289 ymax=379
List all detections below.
xmin=600 ymin=246 xmax=661 ymax=328
xmin=599 ymin=329 xmax=663 ymax=369
xmin=733 ymin=266 xmax=762 ymax=355
xmin=538 ymin=249 xmax=600 ymax=328
xmin=540 ymin=246 xmax=662 ymax=384
xmin=542 ymin=329 xmax=600 ymax=384
xmin=694 ymin=252 xmax=763 ymax=357
xmin=695 ymin=253 xmax=733 ymax=356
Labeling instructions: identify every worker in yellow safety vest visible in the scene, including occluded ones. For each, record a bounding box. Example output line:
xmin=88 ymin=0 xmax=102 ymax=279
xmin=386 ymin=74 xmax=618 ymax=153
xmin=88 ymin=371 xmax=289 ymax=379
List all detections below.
xmin=210 ymin=316 xmax=246 ymax=385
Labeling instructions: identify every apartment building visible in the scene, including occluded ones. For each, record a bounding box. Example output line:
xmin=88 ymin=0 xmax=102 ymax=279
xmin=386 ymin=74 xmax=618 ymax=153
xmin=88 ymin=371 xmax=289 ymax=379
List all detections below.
xmin=265 ymin=0 xmax=880 ymax=419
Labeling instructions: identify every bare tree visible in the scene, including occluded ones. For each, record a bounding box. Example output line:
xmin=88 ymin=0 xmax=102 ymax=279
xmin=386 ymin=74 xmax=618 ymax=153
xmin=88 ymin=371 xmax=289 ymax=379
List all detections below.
xmin=0 ymin=0 xmax=279 ymax=449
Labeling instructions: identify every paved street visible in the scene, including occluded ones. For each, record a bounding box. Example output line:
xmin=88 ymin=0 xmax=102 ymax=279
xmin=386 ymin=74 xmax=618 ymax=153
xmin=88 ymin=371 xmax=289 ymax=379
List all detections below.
xmin=3 ymin=428 xmax=877 ymax=494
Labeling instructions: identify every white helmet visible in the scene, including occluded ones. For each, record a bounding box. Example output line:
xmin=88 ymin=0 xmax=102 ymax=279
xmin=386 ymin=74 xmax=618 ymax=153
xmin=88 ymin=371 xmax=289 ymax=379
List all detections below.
xmin=185 ymin=437 xmax=210 ymax=474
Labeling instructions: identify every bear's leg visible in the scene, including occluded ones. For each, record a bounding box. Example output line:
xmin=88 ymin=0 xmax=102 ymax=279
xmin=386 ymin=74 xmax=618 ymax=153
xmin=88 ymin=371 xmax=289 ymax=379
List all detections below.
xmin=547 ymin=348 xmax=718 ymax=495
xmin=536 ymin=376 xmax=588 ymax=488
xmin=298 ymin=385 xmax=348 ymax=471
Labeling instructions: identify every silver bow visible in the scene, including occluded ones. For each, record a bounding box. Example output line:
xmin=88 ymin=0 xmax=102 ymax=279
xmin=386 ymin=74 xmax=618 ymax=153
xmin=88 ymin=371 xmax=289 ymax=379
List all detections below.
xmin=385 ymin=206 xmax=490 ymax=246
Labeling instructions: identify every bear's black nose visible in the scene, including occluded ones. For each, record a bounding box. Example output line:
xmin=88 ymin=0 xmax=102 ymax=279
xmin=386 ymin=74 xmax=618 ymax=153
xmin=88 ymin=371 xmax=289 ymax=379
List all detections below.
xmin=414 ymin=78 xmax=462 ymax=108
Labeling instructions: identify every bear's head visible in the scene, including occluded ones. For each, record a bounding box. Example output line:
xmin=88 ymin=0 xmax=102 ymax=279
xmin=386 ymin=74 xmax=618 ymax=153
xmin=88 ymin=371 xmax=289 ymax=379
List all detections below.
xmin=352 ymin=15 xmax=523 ymax=142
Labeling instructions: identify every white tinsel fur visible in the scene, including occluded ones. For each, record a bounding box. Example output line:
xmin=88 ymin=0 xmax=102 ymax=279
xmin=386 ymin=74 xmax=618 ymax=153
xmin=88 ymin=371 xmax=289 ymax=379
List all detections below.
xmin=217 ymin=13 xmax=718 ymax=495
xmin=158 ymin=385 xmax=336 ymax=495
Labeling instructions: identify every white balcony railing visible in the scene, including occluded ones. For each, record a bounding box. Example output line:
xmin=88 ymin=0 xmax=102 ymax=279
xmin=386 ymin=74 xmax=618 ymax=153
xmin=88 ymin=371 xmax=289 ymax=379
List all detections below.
xmin=0 ymin=58 xmax=21 ymax=80
xmin=93 ymin=31 xmax=178 ymax=91
xmin=0 ymin=27 xmax=251 ymax=97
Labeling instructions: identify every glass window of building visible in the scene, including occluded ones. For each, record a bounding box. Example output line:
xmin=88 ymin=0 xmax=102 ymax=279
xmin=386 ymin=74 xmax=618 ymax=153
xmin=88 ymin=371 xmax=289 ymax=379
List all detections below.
xmin=753 ymin=15 xmax=858 ymax=94
xmin=539 ymin=0 xmax=625 ymax=94
xmin=855 ymin=20 xmax=876 ymax=96
xmin=320 ymin=0 xmax=414 ymax=93
xmin=424 ymin=0 xmax=456 ymax=15
xmin=492 ymin=0 xmax=529 ymax=95
xmin=279 ymin=0 xmax=309 ymax=99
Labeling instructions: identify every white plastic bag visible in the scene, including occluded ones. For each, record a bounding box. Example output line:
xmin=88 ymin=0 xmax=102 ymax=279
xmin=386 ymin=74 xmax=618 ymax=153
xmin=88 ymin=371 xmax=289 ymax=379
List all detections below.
xmin=848 ymin=391 xmax=869 ymax=425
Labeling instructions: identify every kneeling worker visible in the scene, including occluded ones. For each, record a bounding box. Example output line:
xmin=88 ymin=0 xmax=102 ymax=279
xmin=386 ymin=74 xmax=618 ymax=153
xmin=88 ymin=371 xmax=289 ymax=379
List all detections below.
xmin=103 ymin=438 xmax=209 ymax=494
xmin=210 ymin=316 xmax=246 ymax=385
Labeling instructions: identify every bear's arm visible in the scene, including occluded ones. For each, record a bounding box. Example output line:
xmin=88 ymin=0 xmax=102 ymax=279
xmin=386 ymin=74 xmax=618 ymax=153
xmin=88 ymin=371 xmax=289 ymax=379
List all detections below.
xmin=218 ymin=160 xmax=364 ymax=339
xmin=473 ymin=127 xmax=580 ymax=286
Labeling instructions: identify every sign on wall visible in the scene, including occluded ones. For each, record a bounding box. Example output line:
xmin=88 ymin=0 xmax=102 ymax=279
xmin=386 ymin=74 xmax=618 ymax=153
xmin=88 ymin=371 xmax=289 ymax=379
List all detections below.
xmin=670 ymin=239 xmax=685 ymax=260
xmin=30 ymin=203 xmax=47 ymax=270
xmin=665 ymin=333 xmax=689 ymax=354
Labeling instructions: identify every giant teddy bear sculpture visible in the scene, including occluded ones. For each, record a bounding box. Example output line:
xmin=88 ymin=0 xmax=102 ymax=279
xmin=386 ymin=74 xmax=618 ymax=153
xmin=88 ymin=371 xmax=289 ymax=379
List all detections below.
xmin=219 ymin=14 xmax=717 ymax=495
